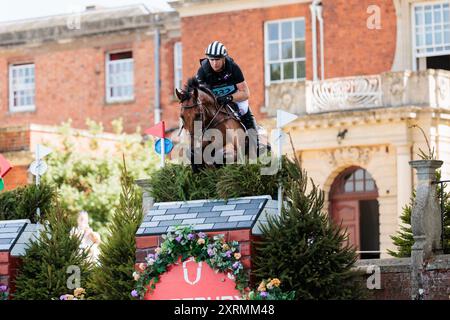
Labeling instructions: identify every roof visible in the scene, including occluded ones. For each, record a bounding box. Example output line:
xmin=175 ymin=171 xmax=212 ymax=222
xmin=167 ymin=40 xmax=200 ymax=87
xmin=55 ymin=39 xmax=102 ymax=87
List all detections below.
xmin=0 ymin=5 xmax=150 ymax=33
xmin=10 ymin=222 xmax=43 ymax=256
xmin=0 ymin=5 xmax=179 ymax=47
xmin=136 ymin=195 xmax=275 ymax=236
xmin=0 ymin=220 xmax=29 ymax=251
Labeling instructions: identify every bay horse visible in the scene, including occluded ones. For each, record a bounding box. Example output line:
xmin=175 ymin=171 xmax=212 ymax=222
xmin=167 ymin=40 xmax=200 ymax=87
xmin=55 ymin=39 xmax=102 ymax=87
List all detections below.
xmin=175 ymin=77 xmax=249 ymax=172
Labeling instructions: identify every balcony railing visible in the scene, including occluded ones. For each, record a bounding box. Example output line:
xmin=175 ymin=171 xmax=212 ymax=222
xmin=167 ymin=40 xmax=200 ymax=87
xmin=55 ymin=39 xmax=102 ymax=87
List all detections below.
xmin=304 ymin=69 xmax=450 ymax=114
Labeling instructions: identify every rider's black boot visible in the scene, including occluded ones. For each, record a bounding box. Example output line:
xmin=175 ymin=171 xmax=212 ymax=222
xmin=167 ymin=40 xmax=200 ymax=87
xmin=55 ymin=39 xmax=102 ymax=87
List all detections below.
xmin=240 ymin=109 xmax=260 ymax=157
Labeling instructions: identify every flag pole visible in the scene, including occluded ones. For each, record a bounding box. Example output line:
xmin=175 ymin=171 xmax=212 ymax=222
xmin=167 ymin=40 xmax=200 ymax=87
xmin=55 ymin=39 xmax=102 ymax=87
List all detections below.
xmin=35 ymin=145 xmax=41 ymax=222
xmin=276 ymin=110 xmax=299 ymax=216
xmin=161 ymin=121 xmax=166 ymax=168
xmin=277 ymin=127 xmax=283 ymax=215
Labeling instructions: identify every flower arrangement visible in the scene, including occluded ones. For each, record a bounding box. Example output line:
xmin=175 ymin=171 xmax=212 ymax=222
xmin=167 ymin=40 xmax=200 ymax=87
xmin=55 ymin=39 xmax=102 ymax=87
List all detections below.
xmin=0 ymin=284 xmax=8 ymax=300
xmin=246 ymin=278 xmax=296 ymax=300
xmin=132 ymin=226 xmax=248 ymax=299
xmin=59 ymin=287 xmax=86 ymax=300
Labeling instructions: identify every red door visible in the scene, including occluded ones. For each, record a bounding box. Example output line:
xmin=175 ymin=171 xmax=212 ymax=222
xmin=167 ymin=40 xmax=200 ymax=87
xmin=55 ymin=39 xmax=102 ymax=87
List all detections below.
xmin=331 ymin=200 xmax=360 ymax=250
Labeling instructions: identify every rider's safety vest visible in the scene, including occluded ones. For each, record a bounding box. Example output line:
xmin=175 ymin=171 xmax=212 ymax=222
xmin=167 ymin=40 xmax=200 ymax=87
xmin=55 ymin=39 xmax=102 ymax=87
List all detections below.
xmin=197 ymin=56 xmax=244 ymax=98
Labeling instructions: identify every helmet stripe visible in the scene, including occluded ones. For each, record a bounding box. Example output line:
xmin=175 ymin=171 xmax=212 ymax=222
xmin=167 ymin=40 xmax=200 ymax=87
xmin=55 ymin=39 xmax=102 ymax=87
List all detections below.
xmin=216 ymin=43 xmax=223 ymax=56
xmin=211 ymin=41 xmax=219 ymax=56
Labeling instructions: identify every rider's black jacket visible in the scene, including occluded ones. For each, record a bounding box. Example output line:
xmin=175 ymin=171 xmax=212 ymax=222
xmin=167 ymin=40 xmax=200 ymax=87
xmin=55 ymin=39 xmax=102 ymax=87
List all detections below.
xmin=196 ymin=56 xmax=245 ymax=98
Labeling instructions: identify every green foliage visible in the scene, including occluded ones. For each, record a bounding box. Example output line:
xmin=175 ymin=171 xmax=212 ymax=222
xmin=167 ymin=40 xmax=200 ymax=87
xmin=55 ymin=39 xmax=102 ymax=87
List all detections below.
xmin=0 ymin=182 xmax=56 ymax=222
xmin=253 ymin=156 xmax=363 ymax=300
xmin=13 ymin=204 xmax=92 ymax=300
xmin=42 ymin=119 xmax=158 ymax=233
xmin=388 ymin=197 xmax=415 ymax=258
xmin=87 ymin=157 xmax=144 ymax=300
xmin=389 ymin=180 xmax=450 ymax=257
xmin=133 ymin=226 xmax=247 ymax=299
xmin=410 ymin=124 xmax=435 ymax=160
xmin=148 ymin=161 xmax=283 ymax=202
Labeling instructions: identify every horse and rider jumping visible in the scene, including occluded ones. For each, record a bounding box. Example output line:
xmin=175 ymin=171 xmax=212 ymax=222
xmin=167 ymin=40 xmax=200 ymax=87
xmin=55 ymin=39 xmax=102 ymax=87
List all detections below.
xmin=175 ymin=41 xmax=268 ymax=172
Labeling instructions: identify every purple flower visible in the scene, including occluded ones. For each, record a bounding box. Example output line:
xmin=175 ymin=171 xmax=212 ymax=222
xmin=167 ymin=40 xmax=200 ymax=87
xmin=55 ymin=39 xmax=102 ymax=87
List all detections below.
xmin=0 ymin=285 xmax=7 ymax=292
xmin=131 ymin=290 xmax=139 ymax=298
xmin=225 ymin=250 xmax=232 ymax=258
xmin=175 ymin=236 xmax=182 ymax=242
xmin=187 ymin=234 xmax=195 ymax=240
xmin=198 ymin=232 xmax=207 ymax=239
xmin=232 ymin=262 xmax=241 ymax=269
xmin=260 ymin=291 xmax=268 ymax=298
xmin=59 ymin=294 xmax=67 ymax=300
xmin=207 ymin=248 xmax=215 ymax=257
xmin=146 ymin=254 xmax=155 ymax=260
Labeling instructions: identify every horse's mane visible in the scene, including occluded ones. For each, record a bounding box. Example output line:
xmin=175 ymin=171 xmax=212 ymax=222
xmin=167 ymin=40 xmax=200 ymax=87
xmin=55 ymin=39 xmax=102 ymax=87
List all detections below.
xmin=182 ymin=77 xmax=216 ymax=103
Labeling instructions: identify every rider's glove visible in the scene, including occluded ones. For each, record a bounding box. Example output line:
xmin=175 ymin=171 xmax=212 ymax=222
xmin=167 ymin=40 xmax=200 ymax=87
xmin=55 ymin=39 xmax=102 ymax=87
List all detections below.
xmin=217 ymin=95 xmax=233 ymax=105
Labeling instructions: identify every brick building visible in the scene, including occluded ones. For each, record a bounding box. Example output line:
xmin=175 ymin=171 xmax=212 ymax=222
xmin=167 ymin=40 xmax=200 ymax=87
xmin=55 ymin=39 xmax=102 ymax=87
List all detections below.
xmin=1 ymin=0 xmax=450 ymax=257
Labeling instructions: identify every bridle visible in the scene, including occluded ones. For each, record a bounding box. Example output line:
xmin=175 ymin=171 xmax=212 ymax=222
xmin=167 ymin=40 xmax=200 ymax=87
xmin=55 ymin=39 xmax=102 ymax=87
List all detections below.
xmin=180 ymin=93 xmax=236 ymax=135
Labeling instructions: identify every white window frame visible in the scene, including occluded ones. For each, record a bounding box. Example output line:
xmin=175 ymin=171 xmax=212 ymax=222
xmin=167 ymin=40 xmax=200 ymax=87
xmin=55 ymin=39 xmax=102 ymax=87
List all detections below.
xmin=411 ymin=0 xmax=450 ymax=68
xmin=174 ymin=42 xmax=183 ymax=90
xmin=264 ymin=17 xmax=306 ymax=86
xmin=105 ymin=51 xmax=134 ymax=103
xmin=9 ymin=63 xmax=35 ymax=113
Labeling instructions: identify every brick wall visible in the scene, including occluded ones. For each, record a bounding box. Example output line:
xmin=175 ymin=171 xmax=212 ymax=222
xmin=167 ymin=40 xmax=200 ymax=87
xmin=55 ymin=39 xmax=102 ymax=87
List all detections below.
xmin=0 ymin=32 xmax=180 ymax=134
xmin=323 ymin=0 xmax=397 ymax=79
xmin=0 ymin=127 xmax=30 ymax=152
xmin=0 ymin=252 xmax=22 ymax=299
xmin=180 ymin=0 xmax=397 ymax=119
xmin=181 ymin=3 xmax=312 ymax=121
xmin=2 ymin=165 xmax=29 ymax=190
xmin=356 ymin=255 xmax=450 ymax=300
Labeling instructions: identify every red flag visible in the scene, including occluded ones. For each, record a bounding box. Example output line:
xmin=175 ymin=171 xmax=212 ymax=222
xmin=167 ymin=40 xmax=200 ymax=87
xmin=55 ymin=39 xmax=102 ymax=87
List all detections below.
xmin=0 ymin=154 xmax=12 ymax=178
xmin=145 ymin=121 xmax=165 ymax=139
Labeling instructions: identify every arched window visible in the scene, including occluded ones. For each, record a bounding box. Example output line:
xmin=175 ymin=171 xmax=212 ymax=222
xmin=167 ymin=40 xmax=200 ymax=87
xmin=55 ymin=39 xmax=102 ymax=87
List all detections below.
xmin=331 ymin=167 xmax=378 ymax=200
xmin=343 ymin=168 xmax=376 ymax=193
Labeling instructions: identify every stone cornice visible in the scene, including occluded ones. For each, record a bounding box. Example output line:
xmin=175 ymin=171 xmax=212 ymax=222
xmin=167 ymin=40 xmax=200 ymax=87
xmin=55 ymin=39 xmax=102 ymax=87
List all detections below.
xmin=287 ymin=106 xmax=450 ymax=131
xmin=0 ymin=7 xmax=180 ymax=48
xmin=169 ymin=0 xmax=312 ymax=17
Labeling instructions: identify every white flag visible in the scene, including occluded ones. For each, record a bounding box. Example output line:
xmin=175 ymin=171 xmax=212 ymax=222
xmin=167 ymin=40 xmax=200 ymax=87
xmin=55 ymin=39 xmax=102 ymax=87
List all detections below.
xmin=277 ymin=110 xmax=298 ymax=128
xmin=36 ymin=144 xmax=53 ymax=160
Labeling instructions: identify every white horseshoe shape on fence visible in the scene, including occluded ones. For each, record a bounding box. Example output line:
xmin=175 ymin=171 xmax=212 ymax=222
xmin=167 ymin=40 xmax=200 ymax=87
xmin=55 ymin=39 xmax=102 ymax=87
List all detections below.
xmin=183 ymin=257 xmax=202 ymax=285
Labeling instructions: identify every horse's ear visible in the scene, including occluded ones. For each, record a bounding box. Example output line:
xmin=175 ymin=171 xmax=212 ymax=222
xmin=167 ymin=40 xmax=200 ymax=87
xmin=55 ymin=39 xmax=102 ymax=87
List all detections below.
xmin=175 ymin=88 xmax=183 ymax=101
xmin=193 ymin=87 xmax=198 ymax=100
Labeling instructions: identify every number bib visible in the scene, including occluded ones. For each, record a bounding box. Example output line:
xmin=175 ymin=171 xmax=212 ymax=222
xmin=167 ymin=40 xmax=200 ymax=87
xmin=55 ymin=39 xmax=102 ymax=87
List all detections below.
xmin=211 ymin=84 xmax=237 ymax=97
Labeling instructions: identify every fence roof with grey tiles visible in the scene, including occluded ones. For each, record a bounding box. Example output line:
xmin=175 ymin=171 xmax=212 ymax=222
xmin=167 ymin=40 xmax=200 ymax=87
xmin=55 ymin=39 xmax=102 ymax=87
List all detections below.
xmin=0 ymin=219 xmax=29 ymax=252
xmin=136 ymin=195 xmax=274 ymax=236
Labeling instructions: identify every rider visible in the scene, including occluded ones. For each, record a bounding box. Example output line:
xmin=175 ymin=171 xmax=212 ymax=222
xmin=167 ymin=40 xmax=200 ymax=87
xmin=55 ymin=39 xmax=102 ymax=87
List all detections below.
xmin=196 ymin=41 xmax=259 ymax=149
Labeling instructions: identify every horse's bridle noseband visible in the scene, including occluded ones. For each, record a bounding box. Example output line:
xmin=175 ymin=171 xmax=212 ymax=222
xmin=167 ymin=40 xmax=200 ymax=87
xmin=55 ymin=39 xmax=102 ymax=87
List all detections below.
xmin=179 ymin=95 xmax=238 ymax=135
xmin=180 ymin=99 xmax=202 ymax=110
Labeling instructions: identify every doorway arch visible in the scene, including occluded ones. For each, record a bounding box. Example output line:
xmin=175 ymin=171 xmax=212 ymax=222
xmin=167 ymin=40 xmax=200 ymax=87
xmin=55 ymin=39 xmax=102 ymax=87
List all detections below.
xmin=330 ymin=166 xmax=380 ymax=259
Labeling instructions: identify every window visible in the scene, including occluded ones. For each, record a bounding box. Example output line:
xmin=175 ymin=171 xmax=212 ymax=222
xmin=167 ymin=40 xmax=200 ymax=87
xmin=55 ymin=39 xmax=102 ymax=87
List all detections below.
xmin=106 ymin=51 xmax=134 ymax=102
xmin=265 ymin=18 xmax=306 ymax=84
xmin=174 ymin=42 xmax=183 ymax=90
xmin=9 ymin=63 xmax=35 ymax=112
xmin=413 ymin=2 xmax=450 ymax=63
xmin=343 ymin=169 xmax=376 ymax=193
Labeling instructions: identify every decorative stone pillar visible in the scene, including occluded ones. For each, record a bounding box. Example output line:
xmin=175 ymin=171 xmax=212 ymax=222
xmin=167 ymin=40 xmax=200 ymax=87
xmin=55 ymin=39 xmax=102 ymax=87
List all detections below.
xmin=135 ymin=179 xmax=154 ymax=214
xmin=409 ymin=159 xmax=443 ymax=299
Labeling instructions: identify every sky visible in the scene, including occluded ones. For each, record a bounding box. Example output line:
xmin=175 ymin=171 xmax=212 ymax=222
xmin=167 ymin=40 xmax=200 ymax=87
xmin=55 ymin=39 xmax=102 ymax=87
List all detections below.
xmin=0 ymin=0 xmax=172 ymax=23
